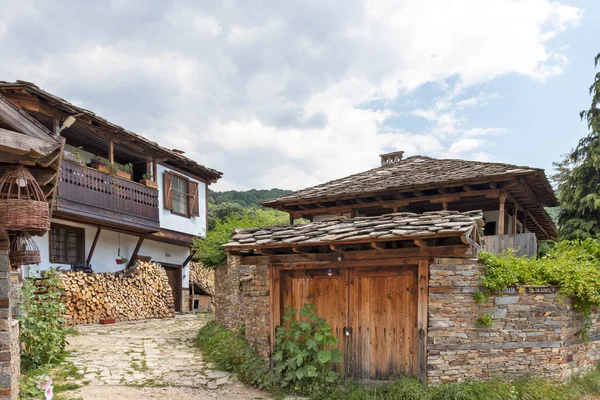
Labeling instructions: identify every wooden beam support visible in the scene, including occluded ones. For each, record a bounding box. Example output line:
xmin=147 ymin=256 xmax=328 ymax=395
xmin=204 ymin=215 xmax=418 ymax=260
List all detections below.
xmin=86 ymin=227 xmax=102 ymax=266
xmin=152 ymin=160 xmax=158 ymax=182
xmin=127 ymin=236 xmax=145 ymax=267
xmin=498 ymin=193 xmax=506 ymax=235
xmin=414 ymin=239 xmax=429 ymax=248
xmin=417 ymin=259 xmax=429 ymax=384
xmin=370 ymin=241 xmax=386 ymax=252
xmin=512 ymin=202 xmax=518 ymax=234
xmin=182 ymin=253 xmax=193 ymax=268
xmin=442 ymin=202 xmax=448 ymax=211
xmin=109 ymin=140 xmax=114 ymax=164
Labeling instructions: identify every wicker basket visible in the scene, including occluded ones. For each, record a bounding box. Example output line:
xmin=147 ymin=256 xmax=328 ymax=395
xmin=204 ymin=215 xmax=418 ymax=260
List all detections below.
xmin=0 ymin=165 xmax=50 ymax=231
xmin=9 ymin=231 xmax=41 ymax=266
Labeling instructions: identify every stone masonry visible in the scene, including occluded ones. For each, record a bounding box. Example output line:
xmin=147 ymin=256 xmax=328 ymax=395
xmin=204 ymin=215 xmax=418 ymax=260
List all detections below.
xmin=0 ymin=240 xmax=18 ymax=400
xmin=214 ymin=255 xmax=271 ymax=358
xmin=428 ymin=257 xmax=600 ymax=384
xmin=216 ymin=254 xmax=600 ymax=384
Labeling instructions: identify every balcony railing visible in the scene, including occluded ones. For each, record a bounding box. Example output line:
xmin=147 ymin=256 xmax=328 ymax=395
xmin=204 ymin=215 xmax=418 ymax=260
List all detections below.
xmin=57 ymin=159 xmax=159 ymax=231
xmin=482 ymin=233 xmax=537 ymax=257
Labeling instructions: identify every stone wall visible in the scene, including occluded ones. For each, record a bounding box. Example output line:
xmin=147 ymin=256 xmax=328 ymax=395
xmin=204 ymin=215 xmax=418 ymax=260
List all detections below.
xmin=428 ymin=257 xmax=600 ymax=384
xmin=214 ymin=255 xmax=270 ymax=358
xmin=0 ymin=240 xmax=18 ymax=400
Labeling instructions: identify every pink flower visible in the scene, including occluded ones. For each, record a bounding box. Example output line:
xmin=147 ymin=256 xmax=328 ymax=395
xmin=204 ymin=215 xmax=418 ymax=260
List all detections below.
xmin=44 ymin=385 xmax=53 ymax=400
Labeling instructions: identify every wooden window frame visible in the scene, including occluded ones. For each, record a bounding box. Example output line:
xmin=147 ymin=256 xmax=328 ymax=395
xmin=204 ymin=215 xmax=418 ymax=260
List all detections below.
xmin=163 ymin=171 xmax=200 ymax=219
xmin=49 ymin=223 xmax=85 ymax=264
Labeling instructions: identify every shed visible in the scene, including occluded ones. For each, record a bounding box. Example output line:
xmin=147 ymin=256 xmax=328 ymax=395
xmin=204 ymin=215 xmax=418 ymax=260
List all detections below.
xmin=218 ymin=210 xmax=483 ymax=381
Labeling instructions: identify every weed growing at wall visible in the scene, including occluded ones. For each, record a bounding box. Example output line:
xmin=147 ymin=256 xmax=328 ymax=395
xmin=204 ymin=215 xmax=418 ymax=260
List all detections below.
xmin=19 ymin=268 xmax=68 ymax=371
xmin=273 ymin=304 xmax=343 ymax=391
xmin=196 ymin=320 xmax=276 ymax=389
xmin=479 ymin=239 xmax=600 ymax=334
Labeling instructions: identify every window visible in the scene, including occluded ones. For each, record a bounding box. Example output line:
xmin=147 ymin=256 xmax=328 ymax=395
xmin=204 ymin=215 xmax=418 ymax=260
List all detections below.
xmin=163 ymin=171 xmax=200 ymax=217
xmin=172 ymin=175 xmax=189 ymax=215
xmin=49 ymin=224 xmax=85 ymax=264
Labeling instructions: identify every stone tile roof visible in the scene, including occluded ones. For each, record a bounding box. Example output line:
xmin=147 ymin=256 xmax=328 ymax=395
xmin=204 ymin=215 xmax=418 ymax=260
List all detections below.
xmin=225 ymin=210 xmax=483 ymax=249
xmin=262 ymin=156 xmax=556 ymax=207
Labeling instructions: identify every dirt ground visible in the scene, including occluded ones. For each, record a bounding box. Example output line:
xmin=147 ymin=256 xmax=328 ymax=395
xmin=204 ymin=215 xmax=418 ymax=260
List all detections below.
xmin=61 ymin=314 xmax=271 ymax=400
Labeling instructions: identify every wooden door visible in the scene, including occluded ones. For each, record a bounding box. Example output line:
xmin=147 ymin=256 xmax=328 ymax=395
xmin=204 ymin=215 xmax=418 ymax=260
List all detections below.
xmin=281 ymin=269 xmax=349 ymax=372
xmin=163 ymin=265 xmax=182 ymax=312
xmin=349 ymin=265 xmax=418 ymax=379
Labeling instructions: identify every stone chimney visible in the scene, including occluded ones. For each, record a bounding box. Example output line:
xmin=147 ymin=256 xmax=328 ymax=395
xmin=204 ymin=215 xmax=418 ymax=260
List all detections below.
xmin=380 ymin=151 xmax=404 ymax=166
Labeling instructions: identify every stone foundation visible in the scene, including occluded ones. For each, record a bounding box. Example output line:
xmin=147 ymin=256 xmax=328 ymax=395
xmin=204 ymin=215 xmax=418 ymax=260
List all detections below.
xmin=214 ymin=255 xmax=270 ymax=358
xmin=0 ymin=240 xmax=18 ymax=400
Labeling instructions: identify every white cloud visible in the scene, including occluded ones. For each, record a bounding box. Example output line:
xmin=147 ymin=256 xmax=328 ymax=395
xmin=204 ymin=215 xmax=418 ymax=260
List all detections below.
xmin=0 ymin=0 xmax=582 ymax=190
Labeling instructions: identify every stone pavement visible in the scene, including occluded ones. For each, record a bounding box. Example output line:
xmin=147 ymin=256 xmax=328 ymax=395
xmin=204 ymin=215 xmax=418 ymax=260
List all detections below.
xmin=62 ymin=313 xmax=271 ymax=399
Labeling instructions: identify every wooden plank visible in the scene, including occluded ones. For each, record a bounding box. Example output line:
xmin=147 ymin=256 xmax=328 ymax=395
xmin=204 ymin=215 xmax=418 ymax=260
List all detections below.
xmin=483 ymin=233 xmax=537 ymax=257
xmin=127 ymin=236 xmax=145 ymax=267
xmin=0 ymin=128 xmax=61 ymax=157
xmin=0 ymin=94 xmax=56 ymax=140
xmin=417 ymin=259 xmax=429 ymax=383
xmin=109 ymin=140 xmax=114 ymax=164
xmin=85 ymin=227 xmax=102 ymax=266
xmin=498 ymin=193 xmax=506 ymax=235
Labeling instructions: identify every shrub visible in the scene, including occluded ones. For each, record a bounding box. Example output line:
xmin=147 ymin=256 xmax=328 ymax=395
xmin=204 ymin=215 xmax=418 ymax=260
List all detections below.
xmin=196 ymin=320 xmax=275 ymax=389
xmin=273 ymin=304 xmax=343 ymax=391
xmin=19 ymin=268 xmax=68 ymax=371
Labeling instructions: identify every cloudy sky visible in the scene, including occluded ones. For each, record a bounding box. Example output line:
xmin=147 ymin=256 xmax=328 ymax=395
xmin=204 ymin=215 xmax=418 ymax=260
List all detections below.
xmin=0 ymin=0 xmax=597 ymax=191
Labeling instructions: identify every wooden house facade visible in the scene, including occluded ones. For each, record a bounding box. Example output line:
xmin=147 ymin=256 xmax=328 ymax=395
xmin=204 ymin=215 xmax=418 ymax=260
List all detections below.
xmin=0 ymin=81 xmax=222 ymax=312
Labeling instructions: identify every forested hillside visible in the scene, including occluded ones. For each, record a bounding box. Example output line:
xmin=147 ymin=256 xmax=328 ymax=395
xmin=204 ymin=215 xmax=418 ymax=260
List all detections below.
xmin=208 ymin=188 xmax=292 ymax=207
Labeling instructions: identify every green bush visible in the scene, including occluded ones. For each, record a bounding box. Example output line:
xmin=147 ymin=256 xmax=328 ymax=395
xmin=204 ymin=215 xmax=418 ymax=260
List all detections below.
xmin=273 ymin=304 xmax=343 ymax=391
xmin=19 ymin=268 xmax=68 ymax=371
xmin=479 ymin=239 xmax=600 ymax=335
xmin=196 ymin=320 xmax=275 ymax=389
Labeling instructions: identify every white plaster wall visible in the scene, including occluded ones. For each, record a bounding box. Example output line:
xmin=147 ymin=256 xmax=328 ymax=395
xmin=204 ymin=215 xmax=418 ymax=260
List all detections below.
xmin=27 ymin=218 xmax=190 ymax=287
xmin=157 ymin=164 xmax=207 ymax=237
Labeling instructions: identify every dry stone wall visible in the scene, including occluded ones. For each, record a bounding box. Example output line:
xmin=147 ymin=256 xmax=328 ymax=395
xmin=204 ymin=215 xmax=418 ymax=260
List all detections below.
xmin=428 ymin=257 xmax=600 ymax=384
xmin=0 ymin=240 xmax=18 ymax=400
xmin=214 ymin=255 xmax=270 ymax=358
xmin=61 ymin=262 xmax=175 ymax=325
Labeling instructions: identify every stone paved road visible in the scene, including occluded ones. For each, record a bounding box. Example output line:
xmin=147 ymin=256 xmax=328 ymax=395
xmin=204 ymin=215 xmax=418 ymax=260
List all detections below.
xmin=62 ymin=314 xmax=271 ymax=400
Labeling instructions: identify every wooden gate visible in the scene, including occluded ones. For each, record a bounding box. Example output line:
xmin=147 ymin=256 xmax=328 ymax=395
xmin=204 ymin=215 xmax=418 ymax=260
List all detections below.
xmin=279 ymin=262 xmax=423 ymax=380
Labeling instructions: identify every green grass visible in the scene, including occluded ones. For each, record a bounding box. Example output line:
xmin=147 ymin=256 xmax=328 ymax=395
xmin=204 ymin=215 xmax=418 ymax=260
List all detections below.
xmin=197 ymin=321 xmax=600 ymax=400
xmin=20 ymin=359 xmax=86 ymax=400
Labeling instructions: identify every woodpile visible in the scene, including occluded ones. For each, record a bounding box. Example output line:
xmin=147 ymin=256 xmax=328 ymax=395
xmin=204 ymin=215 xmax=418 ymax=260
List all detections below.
xmin=60 ymin=262 xmax=175 ymax=325
xmin=189 ymin=262 xmax=214 ymax=295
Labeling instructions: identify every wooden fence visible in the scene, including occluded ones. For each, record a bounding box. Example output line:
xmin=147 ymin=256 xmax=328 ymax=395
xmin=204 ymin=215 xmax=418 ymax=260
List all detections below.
xmin=482 ymin=233 xmax=537 ymax=257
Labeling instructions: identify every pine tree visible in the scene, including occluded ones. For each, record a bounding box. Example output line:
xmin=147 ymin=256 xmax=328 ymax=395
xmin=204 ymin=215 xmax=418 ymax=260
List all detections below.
xmin=557 ymin=53 xmax=600 ymax=240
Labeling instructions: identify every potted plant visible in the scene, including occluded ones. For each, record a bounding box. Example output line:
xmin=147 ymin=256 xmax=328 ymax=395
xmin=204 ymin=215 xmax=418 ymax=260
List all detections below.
xmin=115 ymin=163 xmax=133 ymax=180
xmin=140 ymin=172 xmax=158 ymax=189
xmin=115 ymin=256 xmax=128 ymax=265
xmin=89 ymin=156 xmax=111 ymax=174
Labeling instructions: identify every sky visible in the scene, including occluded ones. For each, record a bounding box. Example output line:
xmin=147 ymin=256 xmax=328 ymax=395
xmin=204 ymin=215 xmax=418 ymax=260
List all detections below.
xmin=0 ymin=0 xmax=598 ymax=191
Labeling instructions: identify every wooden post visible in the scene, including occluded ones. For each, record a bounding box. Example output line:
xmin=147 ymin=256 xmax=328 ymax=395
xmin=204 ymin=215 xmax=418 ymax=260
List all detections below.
xmin=127 ymin=236 xmax=145 ymax=267
xmin=109 ymin=140 xmax=114 ymax=164
xmin=152 ymin=160 xmax=158 ymax=182
xmin=269 ymin=262 xmax=281 ymax=365
xmin=498 ymin=193 xmax=506 ymax=235
xmin=512 ymin=203 xmax=518 ymax=234
xmin=86 ymin=227 xmax=102 ymax=266
xmin=417 ymin=259 xmax=429 ymax=384
xmin=442 ymin=202 xmax=448 ymax=211
xmin=182 ymin=253 xmax=193 ymax=268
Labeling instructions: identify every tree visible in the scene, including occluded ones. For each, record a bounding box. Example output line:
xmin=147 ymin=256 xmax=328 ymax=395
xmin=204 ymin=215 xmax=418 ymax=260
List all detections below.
xmin=193 ymin=208 xmax=289 ymax=268
xmin=557 ymin=53 xmax=600 ymax=240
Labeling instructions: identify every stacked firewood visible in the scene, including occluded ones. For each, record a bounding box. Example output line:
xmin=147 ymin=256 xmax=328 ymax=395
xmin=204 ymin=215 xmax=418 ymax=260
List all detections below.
xmin=60 ymin=262 xmax=175 ymax=325
xmin=189 ymin=262 xmax=215 ymax=295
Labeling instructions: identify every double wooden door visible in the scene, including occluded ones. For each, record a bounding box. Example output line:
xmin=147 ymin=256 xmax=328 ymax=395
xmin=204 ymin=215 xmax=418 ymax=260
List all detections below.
xmin=280 ymin=264 xmax=419 ymax=379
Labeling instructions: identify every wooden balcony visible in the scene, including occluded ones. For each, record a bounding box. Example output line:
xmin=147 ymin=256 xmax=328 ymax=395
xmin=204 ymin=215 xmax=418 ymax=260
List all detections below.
xmin=56 ymin=159 xmax=160 ymax=232
xmin=482 ymin=233 xmax=537 ymax=257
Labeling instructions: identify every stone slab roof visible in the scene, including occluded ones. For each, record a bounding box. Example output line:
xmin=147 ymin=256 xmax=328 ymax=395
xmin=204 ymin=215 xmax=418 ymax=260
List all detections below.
xmin=225 ymin=210 xmax=483 ymax=250
xmin=262 ymin=156 xmax=556 ymax=207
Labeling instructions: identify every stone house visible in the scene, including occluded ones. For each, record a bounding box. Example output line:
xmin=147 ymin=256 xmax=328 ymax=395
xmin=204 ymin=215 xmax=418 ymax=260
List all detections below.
xmin=215 ymin=153 xmax=600 ymax=383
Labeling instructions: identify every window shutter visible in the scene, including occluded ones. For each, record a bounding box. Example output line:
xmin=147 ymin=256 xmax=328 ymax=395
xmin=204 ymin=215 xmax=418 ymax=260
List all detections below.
xmin=188 ymin=181 xmax=199 ymax=217
xmin=164 ymin=171 xmax=173 ymax=210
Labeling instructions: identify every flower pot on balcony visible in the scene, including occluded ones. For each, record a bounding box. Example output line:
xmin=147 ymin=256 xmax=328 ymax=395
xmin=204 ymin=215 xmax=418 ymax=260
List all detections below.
xmin=93 ymin=163 xmax=111 ymax=175
xmin=116 ymin=169 xmax=131 ymax=180
xmin=141 ymin=179 xmax=158 ymax=189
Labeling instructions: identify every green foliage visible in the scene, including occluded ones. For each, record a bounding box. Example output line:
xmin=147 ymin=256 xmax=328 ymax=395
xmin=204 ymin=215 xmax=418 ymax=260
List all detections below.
xmin=472 ymin=289 xmax=489 ymax=304
xmin=479 ymin=239 xmax=600 ymax=335
xmin=273 ymin=304 xmax=342 ymax=391
xmin=19 ymin=269 xmax=68 ymax=371
xmin=196 ymin=320 xmax=275 ymax=389
xmin=193 ymin=208 xmax=289 ymax=268
xmin=208 ymin=188 xmax=292 ymax=208
xmin=120 ymin=163 xmax=134 ymax=173
xmin=20 ymin=359 xmax=84 ymax=400
xmin=555 ymin=53 xmax=600 ymax=240
xmin=476 ymin=313 xmax=493 ymax=327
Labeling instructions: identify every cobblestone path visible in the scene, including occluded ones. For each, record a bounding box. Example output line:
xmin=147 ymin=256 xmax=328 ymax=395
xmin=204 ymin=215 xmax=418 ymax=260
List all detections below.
xmin=62 ymin=314 xmax=271 ymax=399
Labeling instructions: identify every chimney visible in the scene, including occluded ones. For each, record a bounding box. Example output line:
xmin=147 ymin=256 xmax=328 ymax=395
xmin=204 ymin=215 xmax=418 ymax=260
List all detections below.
xmin=380 ymin=151 xmax=404 ymax=166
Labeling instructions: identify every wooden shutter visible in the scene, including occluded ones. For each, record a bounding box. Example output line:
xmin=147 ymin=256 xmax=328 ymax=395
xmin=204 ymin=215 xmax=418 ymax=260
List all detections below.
xmin=164 ymin=171 xmax=173 ymax=210
xmin=188 ymin=181 xmax=199 ymax=217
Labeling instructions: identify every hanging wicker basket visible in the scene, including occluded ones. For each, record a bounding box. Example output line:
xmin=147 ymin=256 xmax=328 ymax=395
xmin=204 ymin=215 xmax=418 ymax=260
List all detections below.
xmin=9 ymin=231 xmax=41 ymax=266
xmin=0 ymin=164 xmax=50 ymax=231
